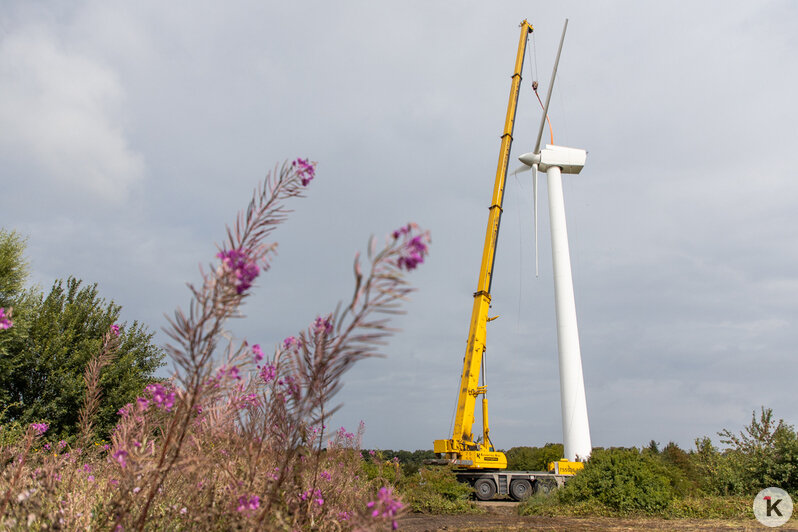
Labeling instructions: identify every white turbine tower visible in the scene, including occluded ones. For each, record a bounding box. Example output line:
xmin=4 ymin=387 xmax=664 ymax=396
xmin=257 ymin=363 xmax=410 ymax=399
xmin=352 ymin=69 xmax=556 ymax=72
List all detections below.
xmin=517 ymin=19 xmax=592 ymax=462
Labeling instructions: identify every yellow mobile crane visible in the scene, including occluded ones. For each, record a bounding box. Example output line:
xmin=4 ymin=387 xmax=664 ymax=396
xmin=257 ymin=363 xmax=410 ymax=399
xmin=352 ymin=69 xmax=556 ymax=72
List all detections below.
xmin=432 ymin=19 xmax=531 ymax=470
xmin=433 ymin=20 xmax=583 ymax=501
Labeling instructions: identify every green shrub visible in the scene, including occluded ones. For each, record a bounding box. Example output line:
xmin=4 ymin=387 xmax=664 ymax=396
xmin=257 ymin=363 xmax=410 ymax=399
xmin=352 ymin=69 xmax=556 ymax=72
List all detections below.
xmin=360 ymin=450 xmax=403 ymax=485
xmin=505 ymin=443 xmax=563 ymax=471
xmin=692 ymin=408 xmax=798 ymax=496
xmin=398 ymin=467 xmax=481 ymax=514
xmin=557 ymin=448 xmax=680 ymax=514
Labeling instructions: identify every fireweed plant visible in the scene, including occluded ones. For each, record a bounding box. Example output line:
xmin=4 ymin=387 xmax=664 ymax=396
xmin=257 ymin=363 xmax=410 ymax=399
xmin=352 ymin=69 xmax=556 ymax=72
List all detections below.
xmin=0 ymin=159 xmax=427 ymax=530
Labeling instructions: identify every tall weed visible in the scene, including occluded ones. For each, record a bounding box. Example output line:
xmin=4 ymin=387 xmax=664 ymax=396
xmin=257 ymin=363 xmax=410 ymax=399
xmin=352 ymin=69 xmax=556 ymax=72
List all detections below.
xmin=0 ymin=159 xmax=427 ymax=531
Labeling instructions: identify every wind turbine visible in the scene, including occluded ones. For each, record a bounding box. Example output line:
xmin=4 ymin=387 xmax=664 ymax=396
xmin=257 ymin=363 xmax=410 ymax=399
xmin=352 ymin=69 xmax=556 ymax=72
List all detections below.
xmin=517 ymin=19 xmax=592 ymax=463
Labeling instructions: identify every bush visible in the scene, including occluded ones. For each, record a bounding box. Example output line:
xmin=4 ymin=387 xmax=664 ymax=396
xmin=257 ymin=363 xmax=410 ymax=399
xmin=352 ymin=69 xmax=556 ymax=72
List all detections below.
xmin=557 ymin=448 xmax=681 ymax=514
xmin=505 ymin=443 xmax=563 ymax=471
xmin=398 ymin=467 xmax=480 ymax=514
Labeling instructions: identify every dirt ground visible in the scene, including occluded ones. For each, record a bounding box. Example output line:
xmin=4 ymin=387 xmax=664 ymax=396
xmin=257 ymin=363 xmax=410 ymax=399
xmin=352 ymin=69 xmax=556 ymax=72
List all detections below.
xmin=397 ymin=501 xmax=798 ymax=531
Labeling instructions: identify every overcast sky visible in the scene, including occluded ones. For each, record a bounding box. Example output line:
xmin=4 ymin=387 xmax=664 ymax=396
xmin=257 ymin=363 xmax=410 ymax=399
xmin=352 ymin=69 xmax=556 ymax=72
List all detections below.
xmin=2 ymin=1 xmax=797 ymax=453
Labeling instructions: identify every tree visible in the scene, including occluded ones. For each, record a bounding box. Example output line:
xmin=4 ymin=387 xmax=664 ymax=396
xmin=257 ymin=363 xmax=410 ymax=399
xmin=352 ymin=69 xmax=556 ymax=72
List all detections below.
xmin=0 ymin=229 xmax=28 ymax=306
xmin=717 ymin=407 xmax=798 ymax=494
xmin=505 ymin=444 xmax=564 ymax=471
xmin=0 ymin=229 xmax=38 ymax=410
xmin=0 ymin=230 xmax=165 ymax=440
xmin=691 ymin=408 xmax=798 ymax=495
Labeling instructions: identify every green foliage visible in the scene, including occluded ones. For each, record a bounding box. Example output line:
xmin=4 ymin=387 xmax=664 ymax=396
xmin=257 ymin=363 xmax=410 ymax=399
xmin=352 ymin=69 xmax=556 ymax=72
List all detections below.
xmin=397 ymin=467 xmax=481 ymax=514
xmin=557 ymin=448 xmax=681 ymax=514
xmin=519 ymin=491 xmax=754 ymax=520
xmin=505 ymin=443 xmax=563 ymax=471
xmin=0 ymin=232 xmax=165 ymax=441
xmin=360 ymin=450 xmax=403 ymax=485
xmin=2 ymin=277 xmax=165 ymax=440
xmin=0 ymin=404 xmax=26 ymax=447
xmin=692 ymin=407 xmax=798 ymax=496
xmin=663 ymin=494 xmax=752 ymax=519
xmin=659 ymin=441 xmax=701 ymax=490
xmin=519 ymin=491 xmax=617 ymax=517
xmin=366 ymin=449 xmax=437 ymax=476
xmin=0 ymin=229 xmax=28 ymax=306
xmin=0 ymin=230 xmax=39 ymax=406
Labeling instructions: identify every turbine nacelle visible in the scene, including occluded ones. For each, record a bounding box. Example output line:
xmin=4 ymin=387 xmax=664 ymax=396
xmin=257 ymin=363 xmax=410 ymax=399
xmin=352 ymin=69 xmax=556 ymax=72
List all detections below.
xmin=518 ymin=145 xmax=587 ymax=175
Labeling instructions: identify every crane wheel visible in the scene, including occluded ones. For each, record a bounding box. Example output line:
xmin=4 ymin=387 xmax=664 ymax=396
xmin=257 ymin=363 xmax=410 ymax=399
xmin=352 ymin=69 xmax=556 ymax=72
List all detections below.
xmin=473 ymin=478 xmax=497 ymax=501
xmin=532 ymin=478 xmax=557 ymax=496
xmin=509 ymin=479 xmax=532 ymax=501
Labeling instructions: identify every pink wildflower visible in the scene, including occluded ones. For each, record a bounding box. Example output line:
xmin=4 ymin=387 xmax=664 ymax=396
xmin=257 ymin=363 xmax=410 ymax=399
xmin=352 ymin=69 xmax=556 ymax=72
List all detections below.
xmin=113 ymin=449 xmax=128 ymax=468
xmin=320 ymin=470 xmax=332 ymax=481
xmin=237 ymin=495 xmax=260 ymax=512
xmin=0 ymin=307 xmax=12 ymax=330
xmin=283 ymin=336 xmax=299 ymax=350
xmin=252 ymin=344 xmax=264 ymax=362
xmin=236 ymin=393 xmax=261 ymax=409
xmin=313 ymin=316 xmax=333 ymax=336
xmin=259 ymin=363 xmax=277 ymax=383
xmin=292 ymin=157 xmax=316 ymax=186
xmin=137 ymin=396 xmax=150 ymax=411
xmin=110 ymin=323 xmax=120 ymax=336
xmin=216 ymin=365 xmax=241 ymax=381
xmin=393 ymin=224 xmax=430 ymax=271
xmin=146 ymin=383 xmax=176 ymax=412
xmin=367 ymin=486 xmax=404 ymax=530
xmin=217 ymin=248 xmax=260 ymax=294
xmin=30 ymin=423 xmax=48 ymax=435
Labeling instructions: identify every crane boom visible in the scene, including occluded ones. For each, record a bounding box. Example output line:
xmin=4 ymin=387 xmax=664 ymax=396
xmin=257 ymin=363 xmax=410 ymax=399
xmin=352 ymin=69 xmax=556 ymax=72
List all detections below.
xmin=433 ymin=20 xmax=533 ymax=470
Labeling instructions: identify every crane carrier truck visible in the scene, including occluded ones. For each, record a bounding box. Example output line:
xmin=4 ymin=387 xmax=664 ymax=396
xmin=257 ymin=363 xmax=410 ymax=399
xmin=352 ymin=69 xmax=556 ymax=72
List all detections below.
xmin=431 ymin=19 xmax=588 ymax=501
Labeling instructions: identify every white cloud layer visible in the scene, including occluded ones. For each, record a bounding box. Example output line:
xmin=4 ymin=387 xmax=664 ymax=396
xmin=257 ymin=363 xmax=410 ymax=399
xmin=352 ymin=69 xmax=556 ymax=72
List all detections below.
xmin=0 ymin=22 xmax=143 ymax=201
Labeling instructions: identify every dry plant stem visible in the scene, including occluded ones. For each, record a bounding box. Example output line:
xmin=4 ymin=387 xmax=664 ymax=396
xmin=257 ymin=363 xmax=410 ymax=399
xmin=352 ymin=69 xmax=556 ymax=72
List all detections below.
xmin=78 ymin=331 xmax=117 ymax=446
xmin=132 ymin=163 xmax=306 ymax=529
xmin=0 ymin=430 xmax=34 ymax=519
xmin=257 ymin=236 xmax=415 ymax=526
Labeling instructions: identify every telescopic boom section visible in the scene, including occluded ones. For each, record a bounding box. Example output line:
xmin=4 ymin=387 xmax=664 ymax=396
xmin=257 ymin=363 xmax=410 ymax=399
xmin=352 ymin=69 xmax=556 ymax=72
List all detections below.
xmin=434 ymin=20 xmax=533 ymax=470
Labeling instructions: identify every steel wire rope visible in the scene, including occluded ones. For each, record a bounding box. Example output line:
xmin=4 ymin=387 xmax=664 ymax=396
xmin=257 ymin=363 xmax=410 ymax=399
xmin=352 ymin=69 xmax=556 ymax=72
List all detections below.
xmin=481 ymin=348 xmax=487 ymax=446
xmin=447 ymin=349 xmax=460 ymax=443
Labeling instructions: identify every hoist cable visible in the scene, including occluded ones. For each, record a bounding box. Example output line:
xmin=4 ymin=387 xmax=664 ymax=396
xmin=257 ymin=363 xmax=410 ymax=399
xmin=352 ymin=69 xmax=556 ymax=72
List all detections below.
xmin=533 ymin=84 xmax=554 ymax=145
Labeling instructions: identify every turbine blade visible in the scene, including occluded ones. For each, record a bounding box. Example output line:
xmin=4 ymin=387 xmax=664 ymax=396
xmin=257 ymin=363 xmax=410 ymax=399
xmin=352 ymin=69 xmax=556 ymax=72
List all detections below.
xmin=511 ymin=164 xmax=532 ymax=175
xmin=533 ymin=19 xmax=569 ymax=155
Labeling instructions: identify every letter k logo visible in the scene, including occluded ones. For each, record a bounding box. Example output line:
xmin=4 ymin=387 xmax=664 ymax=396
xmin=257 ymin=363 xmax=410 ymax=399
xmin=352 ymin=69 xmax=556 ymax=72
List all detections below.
xmin=764 ymin=495 xmax=783 ymax=517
